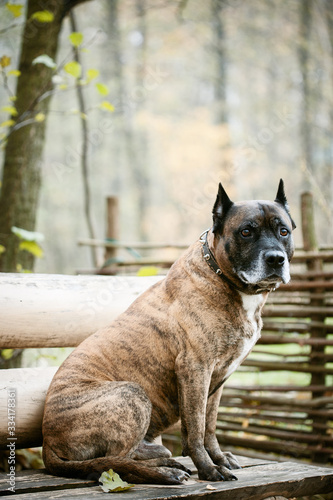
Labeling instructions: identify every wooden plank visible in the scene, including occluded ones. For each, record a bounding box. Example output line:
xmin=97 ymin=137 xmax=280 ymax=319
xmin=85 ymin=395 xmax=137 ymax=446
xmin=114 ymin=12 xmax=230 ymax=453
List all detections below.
xmin=0 ymin=469 xmax=96 ymax=496
xmin=0 ymin=456 xmax=265 ymax=495
xmin=0 ymin=274 xmax=161 ymax=348
xmin=0 ymin=460 xmax=332 ymax=499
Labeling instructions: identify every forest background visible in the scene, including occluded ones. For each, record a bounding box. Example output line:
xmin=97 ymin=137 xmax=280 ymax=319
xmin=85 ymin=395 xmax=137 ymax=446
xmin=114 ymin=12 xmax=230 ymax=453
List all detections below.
xmin=0 ymin=0 xmax=332 ymax=275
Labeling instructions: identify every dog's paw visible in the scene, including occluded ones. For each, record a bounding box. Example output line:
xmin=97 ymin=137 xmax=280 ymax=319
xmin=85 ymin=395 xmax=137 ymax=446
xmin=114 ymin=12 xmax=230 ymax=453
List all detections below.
xmin=214 ymin=451 xmax=241 ymax=470
xmin=143 ymin=457 xmax=191 ymax=476
xmin=158 ymin=458 xmax=192 ymax=476
xmin=215 ymin=465 xmax=238 ymax=481
xmin=198 ymin=467 xmax=225 ymax=482
xmin=198 ymin=464 xmax=238 ymax=482
xmin=158 ymin=466 xmax=191 ymax=484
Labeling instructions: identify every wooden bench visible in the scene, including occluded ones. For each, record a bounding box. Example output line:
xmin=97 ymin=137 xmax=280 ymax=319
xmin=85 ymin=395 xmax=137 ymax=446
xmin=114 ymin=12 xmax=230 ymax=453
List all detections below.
xmin=0 ymin=273 xmax=332 ymax=498
xmin=0 ymin=455 xmax=333 ymax=499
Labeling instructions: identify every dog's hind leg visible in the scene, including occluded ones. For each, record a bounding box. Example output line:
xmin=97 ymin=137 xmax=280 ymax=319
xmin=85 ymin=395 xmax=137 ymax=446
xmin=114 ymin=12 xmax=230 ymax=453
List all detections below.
xmin=43 ymin=381 xmax=152 ymax=462
xmin=43 ymin=380 xmax=191 ymax=484
xmin=130 ymin=439 xmax=172 ymax=460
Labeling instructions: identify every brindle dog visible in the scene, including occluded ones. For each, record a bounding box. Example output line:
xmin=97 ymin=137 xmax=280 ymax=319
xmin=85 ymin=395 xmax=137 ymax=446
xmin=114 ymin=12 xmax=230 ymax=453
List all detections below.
xmin=42 ymin=180 xmax=295 ymax=484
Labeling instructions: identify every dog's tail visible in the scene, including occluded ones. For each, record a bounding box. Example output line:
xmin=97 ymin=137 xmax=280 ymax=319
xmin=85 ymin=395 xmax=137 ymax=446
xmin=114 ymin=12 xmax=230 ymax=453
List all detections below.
xmin=42 ymin=443 xmax=186 ymax=485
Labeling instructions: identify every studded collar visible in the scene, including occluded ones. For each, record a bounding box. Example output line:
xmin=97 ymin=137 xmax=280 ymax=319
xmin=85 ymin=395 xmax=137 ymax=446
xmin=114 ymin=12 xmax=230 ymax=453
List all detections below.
xmin=199 ymin=229 xmax=275 ymax=295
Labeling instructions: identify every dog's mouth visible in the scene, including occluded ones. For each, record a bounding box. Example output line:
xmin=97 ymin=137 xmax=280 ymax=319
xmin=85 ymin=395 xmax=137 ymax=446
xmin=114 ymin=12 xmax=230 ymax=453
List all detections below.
xmin=238 ymin=272 xmax=290 ymax=292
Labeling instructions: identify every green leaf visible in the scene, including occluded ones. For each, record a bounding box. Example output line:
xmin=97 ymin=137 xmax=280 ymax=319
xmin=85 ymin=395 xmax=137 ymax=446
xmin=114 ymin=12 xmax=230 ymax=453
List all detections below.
xmin=11 ymin=226 xmax=44 ymax=243
xmin=35 ymin=113 xmax=45 ymax=122
xmin=69 ymin=32 xmax=84 ymax=48
xmin=32 ymin=54 xmax=57 ymax=69
xmin=100 ymin=101 xmax=115 ymax=112
xmin=6 ymin=4 xmax=23 ymax=18
xmin=99 ymin=469 xmax=134 ymax=493
xmin=30 ymin=10 xmax=54 ymax=23
xmin=86 ymin=68 xmax=99 ymax=82
xmin=1 ymin=349 xmax=14 ymax=360
xmin=7 ymin=69 xmax=21 ymax=77
xmin=137 ymin=266 xmax=159 ymax=277
xmin=0 ymin=56 xmax=11 ymax=68
xmin=95 ymin=83 xmax=109 ymax=96
xmin=64 ymin=61 xmax=82 ymax=79
xmin=19 ymin=241 xmax=44 ymax=258
xmin=0 ymin=119 xmax=15 ymax=128
xmin=1 ymin=106 xmax=17 ymax=116
xmin=0 ymin=245 xmax=5 ymax=255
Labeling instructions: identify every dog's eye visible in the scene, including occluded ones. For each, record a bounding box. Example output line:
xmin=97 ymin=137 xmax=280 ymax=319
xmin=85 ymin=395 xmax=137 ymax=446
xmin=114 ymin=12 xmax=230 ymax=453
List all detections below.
xmin=241 ymin=228 xmax=252 ymax=238
xmin=280 ymin=227 xmax=289 ymax=237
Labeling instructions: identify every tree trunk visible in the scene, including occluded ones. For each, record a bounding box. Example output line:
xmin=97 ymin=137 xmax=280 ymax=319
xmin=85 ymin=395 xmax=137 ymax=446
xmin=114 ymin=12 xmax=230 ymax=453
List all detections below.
xmin=298 ymin=0 xmax=313 ymax=185
xmin=0 ymin=0 xmax=90 ymax=272
xmin=106 ymin=0 xmax=148 ymax=242
xmin=211 ymin=0 xmax=227 ymax=124
xmin=133 ymin=0 xmax=150 ymax=241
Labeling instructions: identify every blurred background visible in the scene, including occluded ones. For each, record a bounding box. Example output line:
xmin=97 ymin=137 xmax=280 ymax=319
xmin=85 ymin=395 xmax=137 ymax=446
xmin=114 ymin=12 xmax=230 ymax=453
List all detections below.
xmin=1 ymin=1 xmax=333 ymax=472
xmin=0 ymin=0 xmax=332 ymax=274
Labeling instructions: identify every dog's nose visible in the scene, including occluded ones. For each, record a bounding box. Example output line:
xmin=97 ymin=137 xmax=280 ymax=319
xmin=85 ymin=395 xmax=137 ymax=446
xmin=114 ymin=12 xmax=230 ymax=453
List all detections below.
xmin=265 ymin=250 xmax=285 ymax=268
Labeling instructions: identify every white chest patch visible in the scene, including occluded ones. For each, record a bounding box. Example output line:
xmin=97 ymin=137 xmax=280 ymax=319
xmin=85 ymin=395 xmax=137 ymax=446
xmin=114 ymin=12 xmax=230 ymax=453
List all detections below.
xmin=240 ymin=292 xmax=265 ymax=333
xmin=223 ymin=293 xmax=264 ymax=381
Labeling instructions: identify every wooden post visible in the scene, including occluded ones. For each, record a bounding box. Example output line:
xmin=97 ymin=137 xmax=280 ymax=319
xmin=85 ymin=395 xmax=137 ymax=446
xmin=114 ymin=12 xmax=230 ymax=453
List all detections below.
xmin=105 ymin=196 xmax=119 ymax=265
xmin=301 ymin=192 xmax=319 ymax=256
xmin=301 ymin=192 xmax=326 ymax=462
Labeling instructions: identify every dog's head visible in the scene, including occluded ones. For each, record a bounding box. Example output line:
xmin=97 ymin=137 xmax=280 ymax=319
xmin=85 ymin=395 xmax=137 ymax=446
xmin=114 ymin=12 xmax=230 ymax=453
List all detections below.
xmin=211 ymin=179 xmax=296 ymax=293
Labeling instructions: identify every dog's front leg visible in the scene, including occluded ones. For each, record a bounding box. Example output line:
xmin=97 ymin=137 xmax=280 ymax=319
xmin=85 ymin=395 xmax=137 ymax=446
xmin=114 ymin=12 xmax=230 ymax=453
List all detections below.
xmin=204 ymin=384 xmax=240 ymax=479
xmin=176 ymin=361 xmax=226 ymax=482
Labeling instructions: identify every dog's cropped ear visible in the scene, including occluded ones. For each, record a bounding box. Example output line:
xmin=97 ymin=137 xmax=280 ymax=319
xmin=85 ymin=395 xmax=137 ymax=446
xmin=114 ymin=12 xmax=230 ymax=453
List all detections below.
xmin=275 ymin=179 xmax=296 ymax=230
xmin=212 ymin=183 xmax=233 ymax=234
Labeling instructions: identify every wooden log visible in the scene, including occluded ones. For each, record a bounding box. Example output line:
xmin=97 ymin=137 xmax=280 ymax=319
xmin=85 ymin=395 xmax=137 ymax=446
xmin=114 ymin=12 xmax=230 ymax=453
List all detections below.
xmin=0 ymin=274 xmax=161 ymax=348
xmin=0 ymin=367 xmax=58 ymax=449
